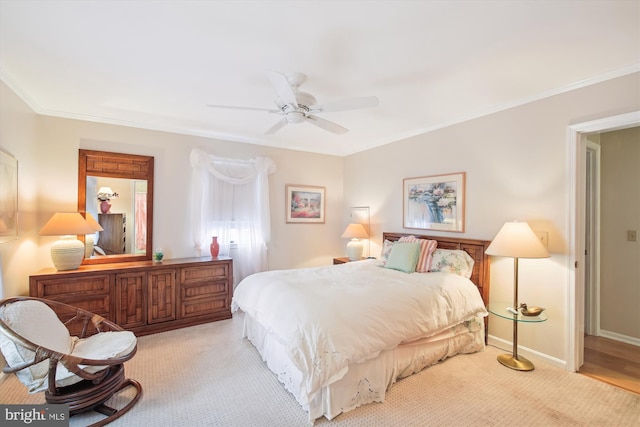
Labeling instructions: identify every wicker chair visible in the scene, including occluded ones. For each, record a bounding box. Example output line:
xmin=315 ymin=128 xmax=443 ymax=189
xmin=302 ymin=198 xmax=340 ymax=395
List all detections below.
xmin=0 ymin=297 xmax=142 ymax=427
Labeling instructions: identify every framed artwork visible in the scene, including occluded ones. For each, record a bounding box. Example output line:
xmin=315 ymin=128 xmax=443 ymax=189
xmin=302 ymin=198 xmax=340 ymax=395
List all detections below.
xmin=0 ymin=150 xmax=18 ymax=243
xmin=286 ymin=184 xmax=325 ymax=223
xmin=403 ymin=172 xmax=465 ymax=232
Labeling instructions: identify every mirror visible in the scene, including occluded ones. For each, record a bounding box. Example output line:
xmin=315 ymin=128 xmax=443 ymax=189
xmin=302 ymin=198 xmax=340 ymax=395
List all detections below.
xmin=78 ymin=149 xmax=154 ymax=264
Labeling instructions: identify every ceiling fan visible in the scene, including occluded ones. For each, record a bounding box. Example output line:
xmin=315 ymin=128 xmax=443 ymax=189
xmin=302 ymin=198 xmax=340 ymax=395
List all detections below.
xmin=207 ymin=72 xmax=379 ymax=135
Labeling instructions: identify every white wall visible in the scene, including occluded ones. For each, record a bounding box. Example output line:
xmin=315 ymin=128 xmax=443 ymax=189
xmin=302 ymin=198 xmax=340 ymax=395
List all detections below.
xmin=0 ymin=80 xmax=345 ymax=298
xmin=0 ymin=81 xmax=42 ymax=298
xmin=343 ymin=72 xmax=640 ymax=364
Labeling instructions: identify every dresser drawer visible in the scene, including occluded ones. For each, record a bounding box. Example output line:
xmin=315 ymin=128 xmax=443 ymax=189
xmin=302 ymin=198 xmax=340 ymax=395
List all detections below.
xmin=30 ymin=274 xmax=111 ymax=317
xmin=181 ymin=280 xmax=228 ymax=301
xmin=180 ymin=263 xmax=229 ymax=284
xmin=180 ymin=296 xmax=229 ymax=319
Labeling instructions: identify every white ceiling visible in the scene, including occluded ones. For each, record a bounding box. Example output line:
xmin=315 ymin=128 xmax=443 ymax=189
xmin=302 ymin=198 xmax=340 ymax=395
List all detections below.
xmin=1 ymin=1 xmax=638 ymax=156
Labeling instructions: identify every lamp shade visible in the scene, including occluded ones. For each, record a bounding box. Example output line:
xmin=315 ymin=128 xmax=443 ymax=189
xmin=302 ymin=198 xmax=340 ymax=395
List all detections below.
xmin=485 ymin=221 xmax=549 ymax=259
xmin=40 ymin=213 xmax=95 ymax=271
xmin=39 ymin=213 xmax=96 ymax=236
xmin=341 ymin=223 xmax=369 ymax=239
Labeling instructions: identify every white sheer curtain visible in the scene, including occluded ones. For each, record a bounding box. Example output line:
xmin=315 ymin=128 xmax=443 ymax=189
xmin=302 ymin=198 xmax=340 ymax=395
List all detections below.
xmin=190 ymin=148 xmax=276 ymax=286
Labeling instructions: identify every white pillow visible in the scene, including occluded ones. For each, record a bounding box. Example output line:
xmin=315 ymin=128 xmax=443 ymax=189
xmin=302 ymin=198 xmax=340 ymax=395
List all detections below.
xmin=429 ymin=248 xmax=475 ymax=278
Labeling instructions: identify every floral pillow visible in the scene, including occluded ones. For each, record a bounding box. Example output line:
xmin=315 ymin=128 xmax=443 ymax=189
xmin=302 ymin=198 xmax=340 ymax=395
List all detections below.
xmin=429 ymin=249 xmax=475 ymax=278
xmin=378 ymin=239 xmax=395 ymax=266
xmin=398 ymin=235 xmax=437 ymax=272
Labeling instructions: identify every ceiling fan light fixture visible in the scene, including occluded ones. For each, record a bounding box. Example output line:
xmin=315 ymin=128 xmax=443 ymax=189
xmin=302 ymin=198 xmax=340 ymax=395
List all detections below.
xmin=286 ymin=111 xmax=306 ymax=124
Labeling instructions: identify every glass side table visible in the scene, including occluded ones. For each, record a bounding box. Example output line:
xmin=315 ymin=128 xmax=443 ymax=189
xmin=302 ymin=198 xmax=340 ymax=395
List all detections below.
xmin=487 ymin=302 xmax=547 ymax=371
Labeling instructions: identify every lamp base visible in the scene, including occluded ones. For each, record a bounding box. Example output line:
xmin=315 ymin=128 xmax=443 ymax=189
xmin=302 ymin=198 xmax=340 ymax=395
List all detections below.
xmin=51 ymin=236 xmax=85 ymax=271
xmin=497 ymin=353 xmax=534 ymax=371
xmin=346 ymin=239 xmax=363 ymax=261
xmin=85 ymin=234 xmax=95 ymax=258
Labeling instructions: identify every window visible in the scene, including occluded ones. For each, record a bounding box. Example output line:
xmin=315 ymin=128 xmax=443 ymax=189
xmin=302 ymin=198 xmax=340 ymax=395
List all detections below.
xmin=190 ymin=149 xmax=276 ymax=286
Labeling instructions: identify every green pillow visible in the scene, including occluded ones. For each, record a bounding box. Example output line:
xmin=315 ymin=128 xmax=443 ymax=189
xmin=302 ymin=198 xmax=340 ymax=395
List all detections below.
xmin=383 ymin=242 xmax=420 ymax=273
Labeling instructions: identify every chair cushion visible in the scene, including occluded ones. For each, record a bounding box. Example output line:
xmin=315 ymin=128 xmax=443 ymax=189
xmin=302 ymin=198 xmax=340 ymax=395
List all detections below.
xmin=0 ymin=300 xmax=73 ymax=393
xmin=55 ymin=331 xmax=137 ymax=389
xmin=72 ymin=330 xmax=137 ymax=360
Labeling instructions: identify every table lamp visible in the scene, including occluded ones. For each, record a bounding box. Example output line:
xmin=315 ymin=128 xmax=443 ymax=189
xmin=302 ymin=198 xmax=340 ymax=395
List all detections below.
xmin=341 ymin=223 xmax=369 ymax=260
xmin=39 ymin=212 xmax=95 ymax=270
xmin=485 ymin=221 xmax=549 ymax=371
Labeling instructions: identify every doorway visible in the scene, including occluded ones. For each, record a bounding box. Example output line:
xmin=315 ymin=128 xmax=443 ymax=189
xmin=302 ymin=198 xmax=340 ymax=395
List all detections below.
xmin=580 ymin=129 xmax=640 ymax=393
xmin=567 ymin=111 xmax=640 ymax=373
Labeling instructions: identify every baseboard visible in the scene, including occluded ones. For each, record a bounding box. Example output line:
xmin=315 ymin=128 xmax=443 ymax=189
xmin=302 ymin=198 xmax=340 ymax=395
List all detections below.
xmin=598 ymin=330 xmax=640 ymax=347
xmin=487 ymin=334 xmax=567 ymax=370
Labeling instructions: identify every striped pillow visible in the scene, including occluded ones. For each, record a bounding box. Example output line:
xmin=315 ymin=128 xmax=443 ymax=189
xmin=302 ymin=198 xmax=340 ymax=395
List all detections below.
xmin=398 ymin=236 xmax=437 ymax=272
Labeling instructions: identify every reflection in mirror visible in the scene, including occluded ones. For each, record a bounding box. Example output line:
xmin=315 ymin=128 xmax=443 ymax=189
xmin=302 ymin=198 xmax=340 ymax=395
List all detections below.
xmin=85 ymin=177 xmax=148 ymax=257
xmin=78 ymin=149 xmax=154 ymax=265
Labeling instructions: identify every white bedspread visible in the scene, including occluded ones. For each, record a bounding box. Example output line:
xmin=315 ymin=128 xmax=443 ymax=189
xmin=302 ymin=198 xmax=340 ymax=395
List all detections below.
xmin=231 ymin=259 xmax=487 ymax=406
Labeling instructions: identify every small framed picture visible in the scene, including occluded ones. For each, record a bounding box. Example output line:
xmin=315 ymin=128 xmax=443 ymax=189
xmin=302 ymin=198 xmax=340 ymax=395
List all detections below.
xmin=286 ymin=184 xmax=325 ymax=223
xmin=403 ymin=172 xmax=465 ymax=232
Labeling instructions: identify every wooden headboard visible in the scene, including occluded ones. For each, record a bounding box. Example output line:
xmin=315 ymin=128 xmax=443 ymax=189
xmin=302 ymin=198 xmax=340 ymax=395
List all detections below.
xmin=382 ymin=232 xmax=491 ymax=306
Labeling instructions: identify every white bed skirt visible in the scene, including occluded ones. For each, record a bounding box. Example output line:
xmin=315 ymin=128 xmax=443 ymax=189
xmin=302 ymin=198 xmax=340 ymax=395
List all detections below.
xmin=241 ymin=313 xmax=485 ymax=422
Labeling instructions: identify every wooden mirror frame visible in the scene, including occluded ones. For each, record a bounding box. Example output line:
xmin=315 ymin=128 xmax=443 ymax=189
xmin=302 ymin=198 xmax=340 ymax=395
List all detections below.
xmin=78 ymin=149 xmax=154 ymax=264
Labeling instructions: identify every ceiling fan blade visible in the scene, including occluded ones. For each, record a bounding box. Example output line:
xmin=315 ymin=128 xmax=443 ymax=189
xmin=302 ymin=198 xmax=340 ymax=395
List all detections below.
xmin=306 ymin=115 xmax=348 ymax=135
xmin=267 ymin=71 xmax=298 ymax=107
xmin=264 ymin=117 xmax=288 ymax=135
xmin=310 ymin=96 xmax=379 ymax=113
xmin=207 ymin=104 xmax=280 ymax=114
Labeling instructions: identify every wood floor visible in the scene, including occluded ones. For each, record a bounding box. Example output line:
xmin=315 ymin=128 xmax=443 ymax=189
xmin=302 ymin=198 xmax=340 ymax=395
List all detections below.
xmin=579 ymin=335 xmax=640 ymax=394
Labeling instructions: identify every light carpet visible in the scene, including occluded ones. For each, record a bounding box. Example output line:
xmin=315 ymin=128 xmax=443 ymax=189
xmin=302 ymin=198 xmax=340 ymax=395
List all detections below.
xmin=1 ymin=312 xmax=638 ymax=426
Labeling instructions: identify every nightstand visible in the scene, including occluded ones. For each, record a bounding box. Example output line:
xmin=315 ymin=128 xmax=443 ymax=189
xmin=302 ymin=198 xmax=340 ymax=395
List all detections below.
xmin=333 ymin=257 xmax=367 ymax=264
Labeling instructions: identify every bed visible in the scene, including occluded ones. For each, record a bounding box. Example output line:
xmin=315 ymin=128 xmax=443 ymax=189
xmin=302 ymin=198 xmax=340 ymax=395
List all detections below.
xmin=231 ymin=232 xmax=491 ymax=422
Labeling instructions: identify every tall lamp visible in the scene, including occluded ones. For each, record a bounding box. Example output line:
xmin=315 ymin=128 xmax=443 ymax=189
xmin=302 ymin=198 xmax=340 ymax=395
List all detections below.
xmin=485 ymin=221 xmax=549 ymax=371
xmin=341 ymin=223 xmax=369 ymax=260
xmin=39 ymin=212 xmax=95 ymax=271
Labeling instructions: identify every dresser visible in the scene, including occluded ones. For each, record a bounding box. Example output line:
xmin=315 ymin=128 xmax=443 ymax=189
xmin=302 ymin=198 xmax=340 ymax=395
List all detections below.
xmin=30 ymin=257 xmax=233 ymax=336
xmin=98 ymin=213 xmax=126 ymax=254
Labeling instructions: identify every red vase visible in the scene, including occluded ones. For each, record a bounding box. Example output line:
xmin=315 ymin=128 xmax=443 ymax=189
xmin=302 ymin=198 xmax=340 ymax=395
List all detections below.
xmin=210 ymin=236 xmax=220 ymax=258
xmin=100 ymin=200 xmax=111 ymax=214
